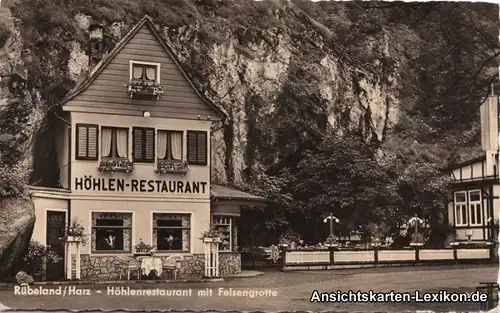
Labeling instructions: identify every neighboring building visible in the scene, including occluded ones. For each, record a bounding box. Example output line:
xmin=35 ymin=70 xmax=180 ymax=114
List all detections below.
xmin=446 ymin=90 xmax=499 ymax=244
xmin=29 ymin=16 xmax=265 ymax=281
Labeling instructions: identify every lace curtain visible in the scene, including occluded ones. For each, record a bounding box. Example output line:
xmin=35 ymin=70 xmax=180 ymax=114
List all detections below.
xmin=158 ymin=131 xmax=182 ymax=160
xmin=170 ymin=132 xmax=182 ymax=160
xmin=101 ymin=128 xmax=112 ymax=157
xmin=133 ymin=66 xmax=143 ymax=79
xmin=116 ymin=129 xmax=128 ymax=158
xmin=158 ymin=131 xmax=168 ymax=159
xmin=145 ymin=67 xmax=155 ymax=81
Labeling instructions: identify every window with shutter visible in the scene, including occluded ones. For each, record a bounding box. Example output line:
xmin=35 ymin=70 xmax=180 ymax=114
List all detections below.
xmin=187 ymin=131 xmax=207 ymax=165
xmin=132 ymin=127 xmax=155 ymax=163
xmin=76 ymin=124 xmax=99 ymax=160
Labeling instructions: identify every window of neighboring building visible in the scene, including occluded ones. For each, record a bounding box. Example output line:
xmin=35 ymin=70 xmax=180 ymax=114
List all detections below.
xmin=130 ymin=62 xmax=160 ymax=84
xmin=187 ymin=131 xmax=207 ymax=165
xmin=101 ymin=127 xmax=129 ymax=159
xmin=454 ymin=191 xmax=468 ymax=226
xmin=132 ymin=127 xmax=155 ymax=163
xmin=92 ymin=212 xmax=132 ymax=253
xmin=158 ymin=130 xmax=183 ymax=161
xmin=152 ymin=213 xmax=190 ymax=252
xmin=212 ymin=215 xmax=237 ymax=252
xmin=76 ymin=124 xmax=98 ymax=160
xmin=468 ymin=190 xmax=482 ymax=226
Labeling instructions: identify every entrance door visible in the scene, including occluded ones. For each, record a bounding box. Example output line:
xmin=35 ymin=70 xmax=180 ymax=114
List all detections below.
xmin=46 ymin=211 xmax=66 ymax=281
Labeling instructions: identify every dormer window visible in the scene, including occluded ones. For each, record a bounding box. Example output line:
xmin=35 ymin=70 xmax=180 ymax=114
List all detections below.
xmin=127 ymin=61 xmax=163 ymax=99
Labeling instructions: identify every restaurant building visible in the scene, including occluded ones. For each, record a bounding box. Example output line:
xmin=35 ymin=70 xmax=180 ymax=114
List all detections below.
xmin=445 ymin=90 xmax=499 ymax=244
xmin=29 ymin=15 xmax=265 ymax=281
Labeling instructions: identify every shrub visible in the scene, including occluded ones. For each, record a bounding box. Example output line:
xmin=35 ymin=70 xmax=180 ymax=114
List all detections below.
xmin=21 ymin=241 xmax=61 ymax=275
xmin=0 ymin=21 xmax=11 ymax=49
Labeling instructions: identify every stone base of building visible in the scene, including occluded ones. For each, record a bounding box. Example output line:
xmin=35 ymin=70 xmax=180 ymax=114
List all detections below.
xmin=77 ymin=253 xmax=241 ymax=280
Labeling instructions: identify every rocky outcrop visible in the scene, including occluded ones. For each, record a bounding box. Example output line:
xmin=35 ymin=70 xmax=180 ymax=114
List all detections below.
xmin=0 ymin=5 xmax=46 ymax=278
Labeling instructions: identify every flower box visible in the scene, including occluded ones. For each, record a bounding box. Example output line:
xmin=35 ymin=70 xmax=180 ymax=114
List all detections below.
xmin=203 ymin=237 xmax=222 ymax=243
xmin=66 ymin=236 xmax=83 ymax=243
xmin=154 ymin=160 xmax=189 ymax=175
xmin=127 ymin=82 xmax=163 ymax=99
xmin=98 ymin=158 xmax=134 ymax=173
xmin=134 ymin=251 xmax=153 ymax=257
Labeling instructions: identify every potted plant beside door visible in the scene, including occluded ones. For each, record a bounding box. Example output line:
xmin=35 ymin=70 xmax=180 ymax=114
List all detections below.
xmin=21 ymin=241 xmax=62 ymax=281
xmin=200 ymin=226 xmax=224 ymax=243
xmin=60 ymin=219 xmax=88 ymax=245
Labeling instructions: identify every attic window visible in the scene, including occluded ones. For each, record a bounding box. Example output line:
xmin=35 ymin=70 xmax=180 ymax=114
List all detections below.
xmin=127 ymin=61 xmax=163 ymax=99
xmin=130 ymin=61 xmax=160 ymax=84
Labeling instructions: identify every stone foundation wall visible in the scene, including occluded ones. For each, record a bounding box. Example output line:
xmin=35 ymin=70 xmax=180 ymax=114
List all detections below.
xmin=220 ymin=252 xmax=241 ymax=276
xmin=77 ymin=253 xmax=241 ymax=280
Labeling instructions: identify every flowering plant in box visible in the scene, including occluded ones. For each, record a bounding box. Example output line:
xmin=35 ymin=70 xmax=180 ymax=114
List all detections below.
xmin=134 ymin=239 xmax=156 ymax=255
xmin=127 ymin=81 xmax=163 ymax=97
xmin=98 ymin=158 xmax=134 ymax=173
xmin=155 ymin=159 xmax=189 ymax=175
xmin=59 ymin=219 xmax=87 ymax=245
xmin=200 ymin=226 xmax=224 ymax=243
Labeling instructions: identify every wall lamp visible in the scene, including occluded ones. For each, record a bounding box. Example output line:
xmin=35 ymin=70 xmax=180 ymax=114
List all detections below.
xmin=143 ymin=111 xmax=151 ymax=118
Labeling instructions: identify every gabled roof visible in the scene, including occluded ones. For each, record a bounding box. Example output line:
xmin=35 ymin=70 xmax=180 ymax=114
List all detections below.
xmin=60 ymin=15 xmax=227 ymax=119
xmin=444 ymin=154 xmax=486 ymax=171
xmin=211 ymin=184 xmax=267 ymax=203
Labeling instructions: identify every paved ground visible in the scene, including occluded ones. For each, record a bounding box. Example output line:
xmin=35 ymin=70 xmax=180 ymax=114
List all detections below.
xmin=0 ymin=264 xmax=498 ymax=312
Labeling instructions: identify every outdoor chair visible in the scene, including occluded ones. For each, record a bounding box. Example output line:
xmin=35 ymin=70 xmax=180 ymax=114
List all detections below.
xmin=119 ymin=256 xmax=141 ymax=281
xmin=161 ymin=255 xmax=184 ymax=280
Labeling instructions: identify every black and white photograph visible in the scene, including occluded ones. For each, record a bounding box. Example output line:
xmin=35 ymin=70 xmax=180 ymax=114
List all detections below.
xmin=0 ymin=0 xmax=498 ymax=312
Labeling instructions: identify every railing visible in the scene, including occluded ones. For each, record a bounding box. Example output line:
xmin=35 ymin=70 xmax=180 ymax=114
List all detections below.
xmin=282 ymin=246 xmax=495 ymax=271
xmin=476 ymin=282 xmax=499 ymax=310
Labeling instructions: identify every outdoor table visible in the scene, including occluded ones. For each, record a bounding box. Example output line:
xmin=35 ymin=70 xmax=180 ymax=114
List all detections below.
xmin=140 ymin=257 xmax=162 ymax=277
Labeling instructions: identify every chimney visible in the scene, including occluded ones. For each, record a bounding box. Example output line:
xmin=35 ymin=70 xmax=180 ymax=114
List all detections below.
xmin=88 ymin=23 xmax=104 ymax=69
xmin=481 ymin=84 xmax=499 ymax=176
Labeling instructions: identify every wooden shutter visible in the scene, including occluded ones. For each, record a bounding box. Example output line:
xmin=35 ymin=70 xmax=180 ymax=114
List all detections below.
xmin=187 ymin=131 xmax=198 ymax=164
xmin=187 ymin=131 xmax=207 ymax=165
xmin=87 ymin=126 xmax=98 ymax=159
xmin=133 ymin=128 xmax=155 ymax=162
xmin=76 ymin=125 xmax=87 ymax=159
xmin=196 ymin=132 xmax=207 ymax=165
xmin=144 ymin=128 xmax=155 ymax=162
xmin=132 ymin=128 xmax=143 ymax=161
xmin=76 ymin=124 xmax=98 ymax=160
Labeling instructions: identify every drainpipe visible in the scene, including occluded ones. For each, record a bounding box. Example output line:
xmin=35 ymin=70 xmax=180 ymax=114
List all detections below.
xmin=54 ymin=111 xmax=72 ymax=224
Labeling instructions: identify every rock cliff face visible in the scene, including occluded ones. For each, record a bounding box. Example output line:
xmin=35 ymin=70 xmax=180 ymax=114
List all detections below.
xmin=0 ymin=0 xmax=496 ymax=277
xmin=0 ymin=5 xmax=44 ymax=276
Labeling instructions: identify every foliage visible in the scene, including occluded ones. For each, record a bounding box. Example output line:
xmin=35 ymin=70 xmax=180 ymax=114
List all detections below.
xmin=21 ymin=241 xmax=61 ymax=275
xmin=0 ymin=21 xmax=11 ymax=49
xmin=290 ymin=133 xmax=401 ymax=242
xmin=154 ymin=160 xmax=189 ymax=175
xmin=98 ymin=158 xmax=134 ymax=173
xmin=199 ymin=226 xmax=224 ymax=241
xmin=278 ymin=229 xmax=301 ymax=246
xmin=134 ymin=239 xmax=155 ymax=253
xmin=59 ymin=219 xmax=87 ymax=245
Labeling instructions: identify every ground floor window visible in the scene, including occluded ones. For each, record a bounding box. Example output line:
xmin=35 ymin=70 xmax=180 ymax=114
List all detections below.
xmin=91 ymin=212 xmax=132 ymax=252
xmin=212 ymin=215 xmax=238 ymax=252
xmin=454 ymin=190 xmax=484 ymax=226
xmin=152 ymin=213 xmax=190 ymax=252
